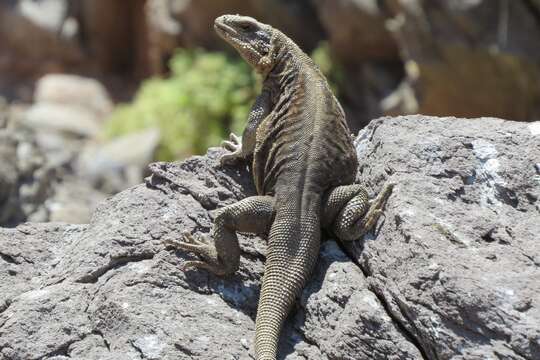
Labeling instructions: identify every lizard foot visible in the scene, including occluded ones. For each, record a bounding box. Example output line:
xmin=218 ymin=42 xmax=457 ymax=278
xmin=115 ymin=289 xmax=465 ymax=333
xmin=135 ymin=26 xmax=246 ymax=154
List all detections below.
xmin=163 ymin=231 xmax=215 ymax=260
xmin=363 ymin=182 xmax=395 ymax=231
xmin=220 ymin=133 xmax=243 ymax=166
xmin=163 ymin=232 xmax=229 ymax=275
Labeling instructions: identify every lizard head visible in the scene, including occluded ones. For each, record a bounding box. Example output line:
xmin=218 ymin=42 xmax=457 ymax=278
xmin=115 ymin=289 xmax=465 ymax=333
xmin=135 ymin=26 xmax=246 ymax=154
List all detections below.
xmin=214 ymin=14 xmax=274 ymax=74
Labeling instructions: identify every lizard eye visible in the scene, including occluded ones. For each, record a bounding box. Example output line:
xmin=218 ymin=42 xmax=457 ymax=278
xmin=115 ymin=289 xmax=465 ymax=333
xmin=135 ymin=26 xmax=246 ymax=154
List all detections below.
xmin=239 ymin=22 xmax=254 ymax=32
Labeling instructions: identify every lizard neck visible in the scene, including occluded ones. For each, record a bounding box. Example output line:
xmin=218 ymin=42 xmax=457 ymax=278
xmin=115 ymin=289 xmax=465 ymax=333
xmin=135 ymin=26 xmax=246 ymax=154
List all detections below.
xmin=263 ymin=30 xmax=311 ymax=88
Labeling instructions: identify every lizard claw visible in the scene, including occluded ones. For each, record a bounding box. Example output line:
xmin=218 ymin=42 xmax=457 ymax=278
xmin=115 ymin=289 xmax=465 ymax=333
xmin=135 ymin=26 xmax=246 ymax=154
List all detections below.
xmin=221 ymin=133 xmax=241 ymax=151
xmin=163 ymin=232 xmax=208 ymax=252
xmin=220 ymin=133 xmax=243 ymax=166
xmin=163 ymin=233 xmax=225 ymax=275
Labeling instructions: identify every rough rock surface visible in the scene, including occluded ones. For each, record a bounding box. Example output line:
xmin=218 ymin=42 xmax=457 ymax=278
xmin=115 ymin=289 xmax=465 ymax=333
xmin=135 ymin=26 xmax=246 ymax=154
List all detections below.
xmin=0 ymin=125 xmax=106 ymax=227
xmin=349 ymin=115 xmax=540 ymax=359
xmin=1 ymin=115 xmax=539 ymax=359
xmin=0 ymin=128 xmax=55 ymax=226
xmin=0 ymin=76 xmax=120 ymax=226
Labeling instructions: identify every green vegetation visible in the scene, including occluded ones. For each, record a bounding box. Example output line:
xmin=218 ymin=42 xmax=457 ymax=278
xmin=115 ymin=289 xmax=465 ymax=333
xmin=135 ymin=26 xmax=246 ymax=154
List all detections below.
xmin=104 ymin=49 xmax=258 ymax=160
xmin=104 ymin=43 xmax=340 ymax=161
xmin=311 ymin=41 xmax=344 ymax=96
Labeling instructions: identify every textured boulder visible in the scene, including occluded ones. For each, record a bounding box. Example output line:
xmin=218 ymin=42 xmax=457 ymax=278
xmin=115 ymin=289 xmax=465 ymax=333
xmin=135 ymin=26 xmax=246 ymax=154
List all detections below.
xmin=382 ymin=0 xmax=540 ymax=121
xmin=0 ymin=126 xmax=106 ymax=227
xmin=23 ymin=74 xmax=113 ymax=138
xmin=0 ymin=129 xmax=55 ymax=226
xmin=1 ymin=115 xmax=539 ymax=359
xmin=77 ymin=128 xmax=161 ymax=194
xmin=0 ymin=97 xmax=109 ymax=227
xmin=34 ymin=75 xmax=113 ymax=119
xmin=348 ymin=115 xmax=540 ymax=359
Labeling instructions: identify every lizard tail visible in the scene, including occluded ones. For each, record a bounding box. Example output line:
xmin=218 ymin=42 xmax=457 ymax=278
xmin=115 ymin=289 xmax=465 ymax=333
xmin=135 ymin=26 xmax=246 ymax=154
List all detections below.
xmin=254 ymin=199 xmax=321 ymax=359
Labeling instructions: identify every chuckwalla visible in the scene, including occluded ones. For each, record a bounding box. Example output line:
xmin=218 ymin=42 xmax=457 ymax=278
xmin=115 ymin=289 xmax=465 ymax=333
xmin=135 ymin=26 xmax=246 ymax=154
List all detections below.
xmin=165 ymin=14 xmax=394 ymax=360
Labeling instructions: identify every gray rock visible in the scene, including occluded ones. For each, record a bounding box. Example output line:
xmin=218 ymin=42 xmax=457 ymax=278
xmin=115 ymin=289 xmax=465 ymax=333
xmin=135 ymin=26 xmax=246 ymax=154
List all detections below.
xmin=46 ymin=176 xmax=107 ymax=224
xmin=312 ymin=0 xmax=403 ymax=131
xmin=0 ymin=104 xmax=107 ymax=226
xmin=349 ymin=115 xmax=540 ymax=359
xmin=34 ymin=75 xmax=113 ymax=119
xmin=0 ymin=131 xmax=21 ymax=224
xmin=77 ymin=128 xmax=161 ymax=194
xmin=23 ymin=103 xmax=101 ymax=138
xmin=314 ymin=0 xmax=397 ymax=62
xmin=1 ymin=115 xmax=538 ymax=359
xmin=382 ymin=0 xmax=540 ymax=121
xmin=16 ymin=0 xmax=67 ymax=33
xmin=0 ymin=129 xmax=55 ymax=226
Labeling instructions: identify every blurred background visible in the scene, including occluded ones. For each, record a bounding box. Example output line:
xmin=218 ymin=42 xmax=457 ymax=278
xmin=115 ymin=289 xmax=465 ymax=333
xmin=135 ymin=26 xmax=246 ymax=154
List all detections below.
xmin=1 ymin=0 xmax=539 ymax=227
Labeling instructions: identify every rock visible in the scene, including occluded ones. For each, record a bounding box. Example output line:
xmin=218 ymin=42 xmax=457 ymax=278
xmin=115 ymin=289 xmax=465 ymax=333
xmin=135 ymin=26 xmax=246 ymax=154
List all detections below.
xmin=348 ymin=115 xmax=540 ymax=359
xmin=0 ymin=131 xmax=20 ymax=224
xmin=22 ymin=75 xmax=113 ymax=139
xmin=0 ymin=129 xmax=55 ymax=227
xmin=0 ymin=1 xmax=85 ymax=100
xmin=0 ymin=100 xmax=107 ymax=226
xmin=382 ymin=0 xmax=540 ymax=121
xmin=315 ymin=0 xmax=397 ymax=62
xmin=34 ymin=74 xmax=113 ymax=119
xmin=1 ymin=115 xmax=539 ymax=359
xmin=46 ymin=176 xmax=108 ymax=224
xmin=23 ymin=103 xmax=101 ymax=137
xmin=77 ymin=128 xmax=161 ymax=194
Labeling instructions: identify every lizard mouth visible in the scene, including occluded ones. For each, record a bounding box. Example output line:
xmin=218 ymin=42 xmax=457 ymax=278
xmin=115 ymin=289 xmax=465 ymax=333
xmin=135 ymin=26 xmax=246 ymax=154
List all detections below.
xmin=214 ymin=21 xmax=263 ymax=60
xmin=214 ymin=21 xmax=236 ymax=40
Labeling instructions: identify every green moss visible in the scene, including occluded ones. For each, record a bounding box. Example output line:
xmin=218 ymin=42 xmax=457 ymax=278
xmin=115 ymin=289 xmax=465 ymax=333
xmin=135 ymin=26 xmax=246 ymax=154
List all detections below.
xmin=103 ymin=49 xmax=258 ymax=160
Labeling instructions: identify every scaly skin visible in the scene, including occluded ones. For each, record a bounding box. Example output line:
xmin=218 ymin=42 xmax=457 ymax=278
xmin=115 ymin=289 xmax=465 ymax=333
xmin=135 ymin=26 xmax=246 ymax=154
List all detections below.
xmin=164 ymin=15 xmax=393 ymax=360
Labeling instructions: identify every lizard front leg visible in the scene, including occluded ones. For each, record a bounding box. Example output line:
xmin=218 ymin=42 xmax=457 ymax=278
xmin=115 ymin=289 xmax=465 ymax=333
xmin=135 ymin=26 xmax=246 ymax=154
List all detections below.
xmin=322 ymin=183 xmax=394 ymax=241
xmin=164 ymin=196 xmax=275 ymax=276
xmin=221 ymin=89 xmax=271 ymax=166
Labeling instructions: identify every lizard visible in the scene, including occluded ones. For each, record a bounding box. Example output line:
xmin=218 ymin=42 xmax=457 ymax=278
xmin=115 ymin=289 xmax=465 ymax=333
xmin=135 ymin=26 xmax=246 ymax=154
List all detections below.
xmin=164 ymin=14 xmax=394 ymax=360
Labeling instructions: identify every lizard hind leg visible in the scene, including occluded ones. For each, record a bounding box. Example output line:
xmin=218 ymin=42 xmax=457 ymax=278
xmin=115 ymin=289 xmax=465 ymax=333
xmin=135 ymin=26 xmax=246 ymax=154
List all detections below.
xmin=164 ymin=196 xmax=275 ymax=277
xmin=323 ymin=183 xmax=394 ymax=241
